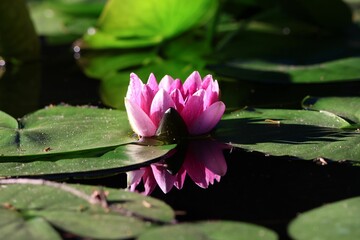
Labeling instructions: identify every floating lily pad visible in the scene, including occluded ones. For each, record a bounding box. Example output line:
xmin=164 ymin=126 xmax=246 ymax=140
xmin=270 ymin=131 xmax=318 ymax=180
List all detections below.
xmin=0 ymin=182 xmax=175 ymax=239
xmin=303 ymin=96 xmax=360 ymax=124
xmin=288 ymin=197 xmax=360 ymax=240
xmin=138 ymin=221 xmax=278 ymax=240
xmin=215 ymin=57 xmax=360 ymax=83
xmin=0 ymin=210 xmax=62 ymax=240
xmin=210 ymin=0 xmax=360 ymax=84
xmin=0 ymin=144 xmax=175 ymax=177
xmin=0 ymin=106 xmax=135 ymax=156
xmin=79 ymin=0 xmax=218 ymax=49
xmin=214 ymin=101 xmax=360 ymax=161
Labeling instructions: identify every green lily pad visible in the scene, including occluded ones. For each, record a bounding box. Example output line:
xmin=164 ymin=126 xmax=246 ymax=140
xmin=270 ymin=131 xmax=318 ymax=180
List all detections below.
xmin=0 ymin=210 xmax=62 ymax=240
xmin=0 ymin=144 xmax=175 ymax=177
xmin=216 ymin=57 xmax=360 ymax=83
xmin=211 ymin=0 xmax=360 ymax=84
xmin=214 ymin=107 xmax=360 ymax=162
xmin=303 ymin=96 xmax=360 ymax=124
xmin=0 ymin=106 xmax=135 ymax=156
xmin=28 ymin=0 xmax=105 ymax=44
xmin=0 ymin=182 xmax=175 ymax=239
xmin=138 ymin=221 xmax=278 ymax=240
xmin=288 ymin=197 xmax=360 ymax=240
xmin=79 ymin=0 xmax=218 ymax=49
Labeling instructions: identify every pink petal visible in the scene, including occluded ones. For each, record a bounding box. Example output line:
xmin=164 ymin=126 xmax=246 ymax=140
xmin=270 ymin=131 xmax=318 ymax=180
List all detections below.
xmin=183 ymin=150 xmax=208 ymax=188
xmin=147 ymin=73 xmax=159 ymax=92
xmin=174 ymin=167 xmax=187 ymax=190
xmin=212 ymin=79 xmax=220 ymax=94
xmin=201 ymin=74 xmax=213 ymax=90
xmin=169 ymin=79 xmax=182 ymax=93
xmin=127 ymin=169 xmax=145 ymax=192
xmin=204 ymin=79 xmax=220 ymax=107
xmin=150 ymin=89 xmax=176 ymax=127
xmin=140 ymin=84 xmax=155 ymax=115
xmin=193 ymin=141 xmax=227 ymax=176
xmin=159 ymin=75 xmax=174 ymax=93
xmin=127 ymin=73 xmax=144 ymax=106
xmin=183 ymin=140 xmax=227 ymax=188
xmin=183 ymin=71 xmax=202 ymax=95
xmin=125 ymin=98 xmax=157 ymax=137
xmin=142 ymin=168 xmax=157 ymax=195
xmin=150 ymin=165 xmax=175 ymax=193
xmin=203 ymin=147 xmax=227 ymax=176
xmin=181 ymin=89 xmax=205 ymax=129
xmin=214 ymin=174 xmax=221 ymax=182
xmin=170 ymin=89 xmax=185 ymax=113
xmin=188 ymin=101 xmax=225 ymax=135
xmin=204 ymin=167 xmax=217 ymax=185
xmin=186 ymin=141 xmax=225 ymax=188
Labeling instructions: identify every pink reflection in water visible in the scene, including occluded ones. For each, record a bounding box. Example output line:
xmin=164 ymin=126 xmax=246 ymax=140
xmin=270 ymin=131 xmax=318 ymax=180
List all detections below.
xmin=127 ymin=140 xmax=229 ymax=195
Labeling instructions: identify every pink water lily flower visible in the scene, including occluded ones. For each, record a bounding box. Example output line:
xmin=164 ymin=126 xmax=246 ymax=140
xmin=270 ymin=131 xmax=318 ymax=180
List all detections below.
xmin=127 ymin=140 xmax=228 ymax=195
xmin=125 ymin=71 xmax=225 ymax=137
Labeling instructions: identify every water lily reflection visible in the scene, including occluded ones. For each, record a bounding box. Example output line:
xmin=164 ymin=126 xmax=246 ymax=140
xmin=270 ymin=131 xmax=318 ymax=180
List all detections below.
xmin=127 ymin=140 xmax=228 ymax=195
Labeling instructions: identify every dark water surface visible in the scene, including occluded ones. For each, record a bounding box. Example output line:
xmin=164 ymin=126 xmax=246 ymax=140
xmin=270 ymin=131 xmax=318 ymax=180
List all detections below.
xmin=2 ymin=44 xmax=360 ymax=239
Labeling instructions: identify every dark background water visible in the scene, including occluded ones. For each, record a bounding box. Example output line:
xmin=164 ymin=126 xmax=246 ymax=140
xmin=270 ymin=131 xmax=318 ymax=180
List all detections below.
xmin=2 ymin=43 xmax=360 ymax=240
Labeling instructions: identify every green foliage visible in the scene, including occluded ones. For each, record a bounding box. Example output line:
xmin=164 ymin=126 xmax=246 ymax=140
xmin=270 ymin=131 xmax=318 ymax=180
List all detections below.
xmin=79 ymin=0 xmax=218 ymax=49
xmin=0 ymin=106 xmax=134 ymax=156
xmin=138 ymin=221 xmax=278 ymax=240
xmin=28 ymin=0 xmax=105 ymax=44
xmin=76 ymin=0 xmax=216 ymax=108
xmin=75 ymin=0 xmax=360 ymax=111
xmin=303 ymin=96 xmax=360 ymax=123
xmin=214 ymin=97 xmax=360 ymax=162
xmin=0 ymin=144 xmax=175 ymax=177
xmin=214 ymin=57 xmax=360 ymax=83
xmin=0 ymin=182 xmax=175 ymax=239
xmin=210 ymin=0 xmax=360 ymax=83
xmin=0 ymin=106 xmax=176 ymax=177
xmin=288 ymin=197 xmax=360 ymax=240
